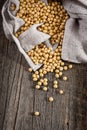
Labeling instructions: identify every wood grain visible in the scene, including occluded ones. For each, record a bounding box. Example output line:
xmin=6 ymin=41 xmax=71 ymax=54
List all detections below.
xmin=0 ymin=1 xmax=87 ymax=130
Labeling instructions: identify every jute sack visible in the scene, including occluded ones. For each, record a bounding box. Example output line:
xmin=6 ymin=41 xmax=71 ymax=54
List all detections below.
xmin=2 ymin=0 xmax=87 ymax=71
xmin=2 ymin=0 xmax=58 ymax=71
xmin=62 ymin=0 xmax=87 ymax=63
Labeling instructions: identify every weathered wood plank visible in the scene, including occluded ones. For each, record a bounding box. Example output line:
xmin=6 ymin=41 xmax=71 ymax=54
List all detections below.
xmin=33 ymin=73 xmax=53 ymax=130
xmin=44 ymin=74 xmax=54 ymax=130
xmin=69 ymin=65 xmax=87 ymax=130
xmin=0 ymin=18 xmax=11 ymax=130
xmin=14 ymin=68 xmax=34 ymax=130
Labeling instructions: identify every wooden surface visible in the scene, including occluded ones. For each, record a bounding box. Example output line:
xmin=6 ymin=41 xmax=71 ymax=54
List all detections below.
xmin=0 ymin=1 xmax=87 ymax=130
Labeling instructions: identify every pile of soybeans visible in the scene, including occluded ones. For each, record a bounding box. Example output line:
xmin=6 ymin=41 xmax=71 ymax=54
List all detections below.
xmin=11 ymin=0 xmax=73 ymax=116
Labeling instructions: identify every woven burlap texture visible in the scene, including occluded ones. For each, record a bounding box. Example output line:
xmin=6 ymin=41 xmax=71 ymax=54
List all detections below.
xmin=2 ymin=0 xmax=87 ymax=71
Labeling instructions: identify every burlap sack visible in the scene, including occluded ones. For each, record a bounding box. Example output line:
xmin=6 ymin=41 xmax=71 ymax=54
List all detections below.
xmin=2 ymin=0 xmax=87 ymax=71
xmin=2 ymin=0 xmax=56 ymax=71
xmin=62 ymin=0 xmax=87 ymax=63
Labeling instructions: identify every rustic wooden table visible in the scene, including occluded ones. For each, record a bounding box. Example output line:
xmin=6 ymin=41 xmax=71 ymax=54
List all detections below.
xmin=0 ymin=1 xmax=87 ymax=130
